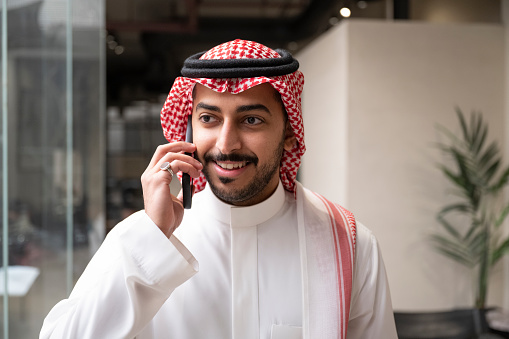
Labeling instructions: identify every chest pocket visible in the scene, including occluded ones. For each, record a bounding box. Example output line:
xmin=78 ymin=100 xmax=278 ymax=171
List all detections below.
xmin=271 ymin=324 xmax=303 ymax=339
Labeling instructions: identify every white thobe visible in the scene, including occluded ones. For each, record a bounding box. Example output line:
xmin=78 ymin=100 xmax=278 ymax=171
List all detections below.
xmin=40 ymin=182 xmax=397 ymax=339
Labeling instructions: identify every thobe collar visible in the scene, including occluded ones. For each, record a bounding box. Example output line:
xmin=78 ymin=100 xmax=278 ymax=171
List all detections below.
xmin=201 ymin=181 xmax=286 ymax=228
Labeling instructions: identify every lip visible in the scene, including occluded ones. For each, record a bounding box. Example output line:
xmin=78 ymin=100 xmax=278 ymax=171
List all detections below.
xmin=213 ymin=161 xmax=251 ymax=178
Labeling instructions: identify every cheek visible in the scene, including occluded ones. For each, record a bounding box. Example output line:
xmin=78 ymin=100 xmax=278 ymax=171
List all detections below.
xmin=249 ymin=133 xmax=282 ymax=157
xmin=192 ymin=129 xmax=215 ymax=154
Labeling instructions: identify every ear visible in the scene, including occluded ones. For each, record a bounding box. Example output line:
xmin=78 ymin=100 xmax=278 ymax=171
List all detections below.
xmin=283 ymin=120 xmax=297 ymax=152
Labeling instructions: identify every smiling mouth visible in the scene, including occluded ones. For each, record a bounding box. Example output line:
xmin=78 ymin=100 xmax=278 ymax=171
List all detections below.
xmin=215 ymin=161 xmax=248 ymax=170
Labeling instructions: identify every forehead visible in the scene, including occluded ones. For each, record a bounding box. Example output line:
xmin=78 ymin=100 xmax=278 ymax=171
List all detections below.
xmin=193 ymin=83 xmax=282 ymax=109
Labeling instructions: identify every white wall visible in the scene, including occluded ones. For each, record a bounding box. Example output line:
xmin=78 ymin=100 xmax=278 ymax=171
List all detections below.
xmin=410 ymin=0 xmax=501 ymax=23
xmin=298 ymin=20 xmax=506 ymax=311
xmin=297 ymin=23 xmax=350 ymax=204
xmin=502 ymin=0 xmax=509 ymax=309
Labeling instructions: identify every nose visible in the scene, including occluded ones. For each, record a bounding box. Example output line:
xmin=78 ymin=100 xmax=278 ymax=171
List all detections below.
xmin=215 ymin=120 xmax=241 ymax=154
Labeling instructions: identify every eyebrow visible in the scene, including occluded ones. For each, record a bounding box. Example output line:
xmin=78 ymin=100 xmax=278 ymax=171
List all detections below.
xmin=196 ymin=102 xmax=221 ymax=112
xmin=236 ymin=104 xmax=271 ymax=115
xmin=195 ymin=102 xmax=272 ymax=115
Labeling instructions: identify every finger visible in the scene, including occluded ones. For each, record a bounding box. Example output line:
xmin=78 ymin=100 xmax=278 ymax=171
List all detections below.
xmin=147 ymin=142 xmax=196 ymax=170
xmin=146 ymin=142 xmax=197 ymax=170
xmin=176 ymin=188 xmax=184 ymax=202
xmin=155 ymin=153 xmax=202 ymax=174
xmin=171 ymin=194 xmax=184 ymax=209
xmin=149 ymin=167 xmax=175 ymax=187
xmin=161 ymin=159 xmax=202 ymax=179
xmin=157 ymin=165 xmax=175 ymax=184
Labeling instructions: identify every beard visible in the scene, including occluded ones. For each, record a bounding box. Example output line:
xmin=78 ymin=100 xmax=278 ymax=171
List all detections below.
xmin=200 ymin=136 xmax=285 ymax=205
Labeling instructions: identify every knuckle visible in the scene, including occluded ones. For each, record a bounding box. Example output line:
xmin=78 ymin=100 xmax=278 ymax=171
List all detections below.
xmin=173 ymin=160 xmax=186 ymax=170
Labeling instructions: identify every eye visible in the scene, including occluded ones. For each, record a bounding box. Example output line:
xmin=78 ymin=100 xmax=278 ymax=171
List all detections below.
xmin=199 ymin=115 xmax=217 ymax=124
xmin=244 ymin=116 xmax=262 ymax=125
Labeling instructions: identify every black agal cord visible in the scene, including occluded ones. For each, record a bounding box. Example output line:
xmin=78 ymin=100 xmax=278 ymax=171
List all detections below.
xmin=181 ymin=49 xmax=299 ymax=78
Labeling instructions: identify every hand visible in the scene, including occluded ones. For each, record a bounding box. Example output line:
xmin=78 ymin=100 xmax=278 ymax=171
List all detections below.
xmin=141 ymin=142 xmax=203 ymax=237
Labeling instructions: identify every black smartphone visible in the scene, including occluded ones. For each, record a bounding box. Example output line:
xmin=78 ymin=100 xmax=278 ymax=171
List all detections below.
xmin=182 ymin=117 xmax=193 ymax=209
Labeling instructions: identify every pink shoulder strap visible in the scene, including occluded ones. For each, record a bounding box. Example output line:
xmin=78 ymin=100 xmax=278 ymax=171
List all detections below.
xmin=312 ymin=193 xmax=357 ymax=339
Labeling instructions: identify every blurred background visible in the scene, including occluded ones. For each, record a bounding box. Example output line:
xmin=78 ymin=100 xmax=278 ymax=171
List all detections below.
xmin=0 ymin=0 xmax=507 ymax=337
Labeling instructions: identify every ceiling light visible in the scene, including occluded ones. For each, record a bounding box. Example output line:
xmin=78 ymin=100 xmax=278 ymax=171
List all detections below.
xmin=287 ymin=41 xmax=299 ymax=51
xmin=114 ymin=46 xmax=125 ymax=55
xmin=329 ymin=17 xmax=340 ymax=25
xmin=340 ymin=7 xmax=351 ymax=18
xmin=107 ymin=40 xmax=118 ymax=49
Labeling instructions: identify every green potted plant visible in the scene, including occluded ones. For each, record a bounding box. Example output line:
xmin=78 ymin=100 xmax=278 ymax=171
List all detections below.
xmin=433 ymin=108 xmax=509 ymax=313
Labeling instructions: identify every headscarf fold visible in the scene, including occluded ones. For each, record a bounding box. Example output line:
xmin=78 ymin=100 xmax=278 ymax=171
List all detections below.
xmin=160 ymin=39 xmax=305 ymax=194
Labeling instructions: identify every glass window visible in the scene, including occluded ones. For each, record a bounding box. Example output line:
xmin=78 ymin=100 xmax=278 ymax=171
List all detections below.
xmin=0 ymin=0 xmax=104 ymax=337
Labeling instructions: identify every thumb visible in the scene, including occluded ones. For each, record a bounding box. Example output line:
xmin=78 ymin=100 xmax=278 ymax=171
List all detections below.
xmin=176 ymin=184 xmax=196 ymax=203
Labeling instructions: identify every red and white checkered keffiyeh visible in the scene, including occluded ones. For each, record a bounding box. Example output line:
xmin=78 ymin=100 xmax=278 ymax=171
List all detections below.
xmin=160 ymin=39 xmax=305 ymax=194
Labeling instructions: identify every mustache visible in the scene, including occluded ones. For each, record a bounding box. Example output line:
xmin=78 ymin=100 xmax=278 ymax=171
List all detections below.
xmin=203 ymin=151 xmax=259 ymax=166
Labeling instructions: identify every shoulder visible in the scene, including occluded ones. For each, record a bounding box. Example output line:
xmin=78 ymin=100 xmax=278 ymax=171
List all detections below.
xmin=354 ymin=221 xmax=378 ymax=260
xmin=298 ymin=184 xmax=350 ymax=214
xmin=298 ymin=183 xmax=356 ymax=234
xmin=297 ymin=184 xmax=376 ymax=252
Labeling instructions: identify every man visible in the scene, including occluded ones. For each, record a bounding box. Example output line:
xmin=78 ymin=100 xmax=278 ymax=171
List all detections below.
xmin=41 ymin=39 xmax=398 ymax=339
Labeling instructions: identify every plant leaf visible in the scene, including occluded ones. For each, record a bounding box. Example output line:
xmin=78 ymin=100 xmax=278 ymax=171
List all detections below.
xmin=481 ymin=159 xmax=501 ymax=185
xmin=440 ymin=166 xmax=466 ymax=189
xmin=435 ymin=124 xmax=461 ymax=145
xmin=437 ymin=215 xmax=462 ymax=239
xmin=430 ymin=234 xmax=474 ymax=267
xmin=467 ymin=229 xmax=488 ymax=257
xmin=494 ymin=202 xmax=509 ymax=228
xmin=438 ymin=203 xmax=472 ymax=215
xmin=456 ymin=108 xmax=470 ymax=145
xmin=464 ymin=219 xmax=481 ymax=241
xmin=478 ymin=142 xmax=499 ymax=172
xmin=469 ymin=113 xmax=483 ymax=154
xmin=489 ymin=166 xmax=509 ymax=193
xmin=473 ymin=122 xmax=488 ymax=154
xmin=433 ymin=109 xmax=509 ymax=284
xmin=491 ymin=237 xmax=509 ymax=266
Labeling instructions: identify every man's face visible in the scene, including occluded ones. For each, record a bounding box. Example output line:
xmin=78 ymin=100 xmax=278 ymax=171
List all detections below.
xmin=192 ymin=83 xmax=295 ymax=206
